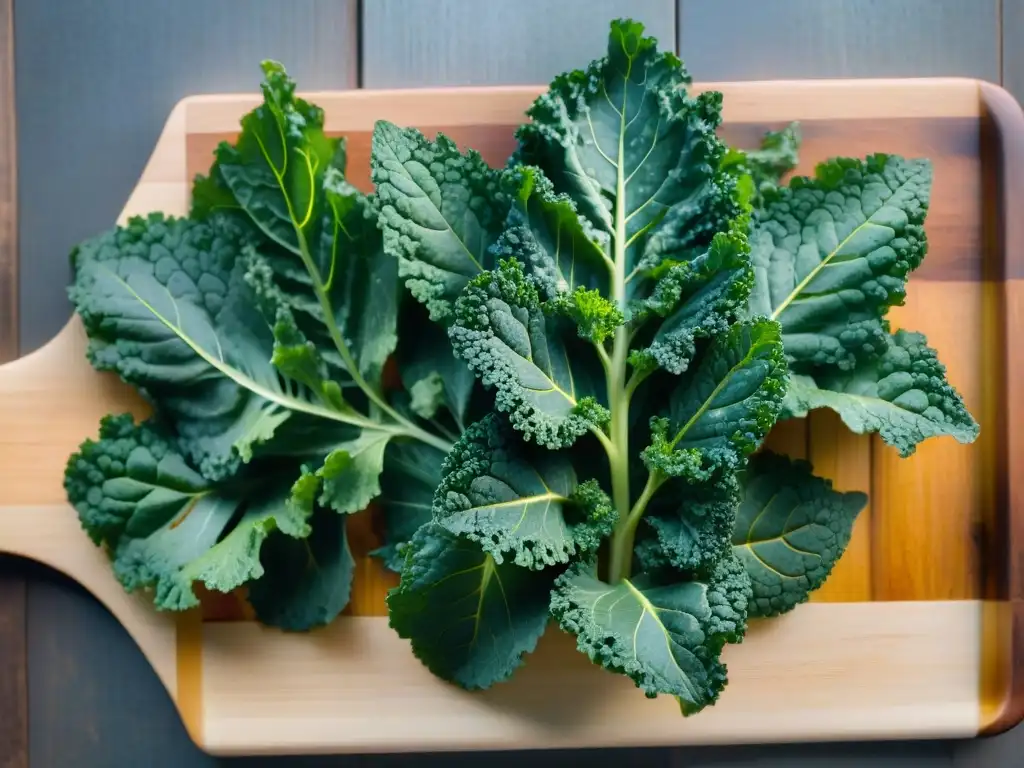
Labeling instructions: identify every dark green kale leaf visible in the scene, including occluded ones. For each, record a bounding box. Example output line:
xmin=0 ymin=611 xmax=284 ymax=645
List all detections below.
xmin=783 ymin=330 xmax=979 ymax=457
xmin=747 ymin=154 xmax=930 ymax=370
xmin=432 ymin=413 xmax=615 ymax=569
xmin=66 ymin=61 xmax=458 ymax=630
xmin=550 ymin=554 xmax=751 ymax=715
xmin=746 ymin=153 xmax=979 ymax=453
xmin=64 ymin=414 xmax=317 ymax=612
xmin=248 ymin=505 xmax=355 ymax=630
xmin=732 ymin=451 xmax=867 ymax=617
xmin=387 ymin=523 xmax=557 ymax=690
xmin=449 ymin=259 xmax=608 ymax=449
xmin=371 ymin=122 xmax=510 ymax=323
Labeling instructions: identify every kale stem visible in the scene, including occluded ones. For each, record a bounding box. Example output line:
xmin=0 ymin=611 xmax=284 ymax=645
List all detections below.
xmin=589 ymin=426 xmax=615 ymax=461
xmin=295 ymin=231 xmax=453 ymax=454
xmin=608 ymin=470 xmax=663 ymax=583
xmin=605 ymin=84 xmax=633 ymax=584
xmin=624 ymin=367 xmax=651 ymax=401
xmin=594 ymin=342 xmax=612 ymax=376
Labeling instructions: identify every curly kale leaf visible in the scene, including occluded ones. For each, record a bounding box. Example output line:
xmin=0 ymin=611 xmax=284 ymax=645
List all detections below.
xmin=495 ymin=18 xmax=749 ymax=380
xmin=196 ymin=62 xmax=400 ymax=389
xmin=395 ymin=300 xmax=479 ymax=429
xmin=641 ymin=320 xmax=787 ymax=481
xmin=371 ymin=440 xmax=447 ymax=572
xmin=550 ymin=554 xmax=751 ymax=715
xmin=783 ymin=329 xmax=979 ymax=457
xmin=634 ymin=473 xmax=740 ymax=577
xmin=69 ymin=214 xmax=324 ymax=480
xmin=514 ymin=19 xmax=739 ymax=291
xmin=64 ymin=414 xmax=313 ymax=611
xmin=248 ymin=504 xmax=355 ymax=630
xmin=495 ymin=165 xmax=610 ymax=301
xmin=371 ymin=121 xmax=509 ymax=322
xmin=433 ymin=414 xmax=615 ymax=569
xmin=628 ymin=219 xmax=754 ymax=376
xmin=746 ymin=154 xmax=931 ymax=371
xmin=387 ymin=523 xmax=557 ymax=690
xmin=193 ymin=60 xmax=336 ymax=256
xmin=733 ymin=451 xmax=867 ymax=617
xmin=721 ymin=122 xmax=801 ymax=209
xmin=450 ymin=259 xmax=607 ymax=448
xmin=69 ymin=210 xmax=400 ymax=513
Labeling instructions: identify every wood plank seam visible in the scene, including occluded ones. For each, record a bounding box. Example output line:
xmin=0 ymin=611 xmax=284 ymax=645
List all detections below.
xmin=0 ymin=0 xmax=27 ymax=765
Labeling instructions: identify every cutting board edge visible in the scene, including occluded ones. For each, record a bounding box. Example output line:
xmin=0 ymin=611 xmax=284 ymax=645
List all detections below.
xmin=171 ymin=75 xmax=991 ymax=129
xmin=1 ymin=77 xmax=1023 ymax=752
xmin=975 ymin=80 xmax=1024 ymax=736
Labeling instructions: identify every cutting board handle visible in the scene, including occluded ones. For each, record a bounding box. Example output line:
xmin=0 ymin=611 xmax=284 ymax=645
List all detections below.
xmin=0 ymin=326 xmax=178 ymax=690
xmin=0 ymin=317 xmax=149 ymax=559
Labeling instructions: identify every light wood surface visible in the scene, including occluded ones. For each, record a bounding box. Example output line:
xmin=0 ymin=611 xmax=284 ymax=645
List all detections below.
xmin=199 ymin=603 xmax=980 ymax=755
xmin=0 ymin=495 xmax=995 ymax=752
xmin=0 ymin=78 xmax=1017 ymax=753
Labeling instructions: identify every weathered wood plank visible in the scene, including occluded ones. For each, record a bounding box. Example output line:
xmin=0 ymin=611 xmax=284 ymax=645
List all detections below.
xmin=26 ymin=570 xmax=213 ymax=768
xmin=0 ymin=0 xmax=15 ymax=361
xmin=0 ymin=1 xmax=24 ymax=765
xmin=1004 ymin=0 xmax=1024 ymax=104
xmin=0 ymin=561 xmax=27 ymax=768
xmin=362 ymin=0 xmax=677 ymax=88
xmin=678 ymin=0 xmax=999 ymax=82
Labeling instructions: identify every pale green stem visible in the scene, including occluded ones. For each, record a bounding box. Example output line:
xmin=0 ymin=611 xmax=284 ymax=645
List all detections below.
xmin=624 ymin=367 xmax=651 ymax=401
xmin=296 ymin=231 xmax=453 ymax=454
xmin=608 ymin=470 xmax=664 ymax=583
xmin=589 ymin=425 xmax=616 ymax=457
xmin=604 ymin=82 xmax=633 ymax=583
xmin=594 ymin=341 xmax=612 ymax=376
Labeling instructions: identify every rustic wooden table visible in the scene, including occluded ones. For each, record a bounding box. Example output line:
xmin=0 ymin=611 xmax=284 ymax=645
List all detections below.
xmin=2 ymin=1 xmax=1020 ymax=765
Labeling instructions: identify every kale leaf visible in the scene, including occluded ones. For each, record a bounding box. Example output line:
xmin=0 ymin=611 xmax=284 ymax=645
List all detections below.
xmin=65 ymin=62 xmax=460 ymax=628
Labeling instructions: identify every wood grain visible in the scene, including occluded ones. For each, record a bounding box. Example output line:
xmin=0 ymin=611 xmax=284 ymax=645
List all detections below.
xmin=678 ymin=0 xmax=999 ymax=82
xmin=976 ymin=80 xmax=1024 ymax=736
xmin=869 ymin=280 xmax=989 ymax=602
xmin=0 ymin=2 xmax=25 ymax=766
xmin=762 ymin=419 xmax=808 ymax=461
xmin=0 ymin=563 xmax=26 ymax=768
xmin=199 ymin=602 xmax=980 ymax=754
xmin=361 ymin=0 xmax=676 ymax=88
xmin=807 ymin=415 xmax=873 ymax=603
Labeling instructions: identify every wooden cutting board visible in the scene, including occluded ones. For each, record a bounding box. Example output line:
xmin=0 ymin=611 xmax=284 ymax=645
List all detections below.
xmin=0 ymin=78 xmax=1021 ymax=756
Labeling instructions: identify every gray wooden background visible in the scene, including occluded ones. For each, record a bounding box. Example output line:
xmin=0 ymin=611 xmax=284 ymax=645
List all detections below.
xmin=7 ymin=0 xmax=1021 ymax=765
